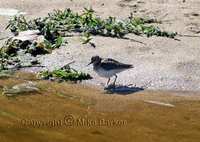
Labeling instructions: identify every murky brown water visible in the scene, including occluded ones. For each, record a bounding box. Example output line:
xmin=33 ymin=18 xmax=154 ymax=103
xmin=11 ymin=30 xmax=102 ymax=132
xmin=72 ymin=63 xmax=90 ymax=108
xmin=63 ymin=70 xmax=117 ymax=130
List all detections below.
xmin=0 ymin=72 xmax=200 ymax=142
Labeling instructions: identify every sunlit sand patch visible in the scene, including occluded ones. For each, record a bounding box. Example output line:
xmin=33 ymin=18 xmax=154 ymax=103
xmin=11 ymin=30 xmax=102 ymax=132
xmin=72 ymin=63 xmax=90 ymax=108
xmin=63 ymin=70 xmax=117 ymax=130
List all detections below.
xmin=0 ymin=8 xmax=26 ymax=16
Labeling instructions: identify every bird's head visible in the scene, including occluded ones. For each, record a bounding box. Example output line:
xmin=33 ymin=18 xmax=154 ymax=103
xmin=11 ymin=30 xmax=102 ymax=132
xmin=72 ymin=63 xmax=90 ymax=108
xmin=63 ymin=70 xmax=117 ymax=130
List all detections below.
xmin=87 ymin=55 xmax=101 ymax=66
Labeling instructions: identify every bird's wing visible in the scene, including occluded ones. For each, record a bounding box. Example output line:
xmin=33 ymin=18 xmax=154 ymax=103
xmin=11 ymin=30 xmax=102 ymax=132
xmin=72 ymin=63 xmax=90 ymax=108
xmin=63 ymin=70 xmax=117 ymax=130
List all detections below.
xmin=105 ymin=58 xmax=121 ymax=63
xmin=101 ymin=58 xmax=133 ymax=70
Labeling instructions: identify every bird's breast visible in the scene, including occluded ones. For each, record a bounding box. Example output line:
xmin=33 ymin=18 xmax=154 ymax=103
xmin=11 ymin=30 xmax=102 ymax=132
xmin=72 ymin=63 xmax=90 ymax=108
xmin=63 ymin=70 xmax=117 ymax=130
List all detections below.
xmin=94 ymin=67 xmax=117 ymax=78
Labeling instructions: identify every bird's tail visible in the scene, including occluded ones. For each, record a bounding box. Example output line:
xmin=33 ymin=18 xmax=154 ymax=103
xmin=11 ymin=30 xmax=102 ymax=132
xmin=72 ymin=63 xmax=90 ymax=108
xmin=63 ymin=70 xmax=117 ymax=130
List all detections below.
xmin=124 ymin=64 xmax=134 ymax=68
xmin=128 ymin=64 xmax=134 ymax=68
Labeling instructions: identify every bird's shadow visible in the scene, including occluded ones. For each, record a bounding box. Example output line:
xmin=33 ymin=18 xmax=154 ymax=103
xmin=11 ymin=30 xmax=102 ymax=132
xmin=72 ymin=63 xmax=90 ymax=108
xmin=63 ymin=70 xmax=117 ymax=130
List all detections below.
xmin=104 ymin=84 xmax=144 ymax=95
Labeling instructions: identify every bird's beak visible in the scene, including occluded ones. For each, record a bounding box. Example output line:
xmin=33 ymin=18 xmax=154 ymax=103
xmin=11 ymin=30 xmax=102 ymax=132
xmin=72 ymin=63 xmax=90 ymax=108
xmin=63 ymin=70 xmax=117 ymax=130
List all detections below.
xmin=87 ymin=61 xmax=92 ymax=66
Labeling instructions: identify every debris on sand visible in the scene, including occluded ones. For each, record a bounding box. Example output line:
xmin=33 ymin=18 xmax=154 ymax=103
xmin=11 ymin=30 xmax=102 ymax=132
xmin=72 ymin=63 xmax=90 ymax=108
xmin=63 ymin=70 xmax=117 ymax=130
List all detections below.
xmin=13 ymin=30 xmax=41 ymax=41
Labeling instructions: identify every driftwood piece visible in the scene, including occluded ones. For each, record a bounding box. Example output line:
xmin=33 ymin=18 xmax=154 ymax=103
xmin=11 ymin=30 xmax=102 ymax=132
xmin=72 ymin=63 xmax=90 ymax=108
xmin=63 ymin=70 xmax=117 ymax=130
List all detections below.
xmin=3 ymin=81 xmax=39 ymax=96
xmin=13 ymin=30 xmax=41 ymax=41
xmin=144 ymin=100 xmax=175 ymax=108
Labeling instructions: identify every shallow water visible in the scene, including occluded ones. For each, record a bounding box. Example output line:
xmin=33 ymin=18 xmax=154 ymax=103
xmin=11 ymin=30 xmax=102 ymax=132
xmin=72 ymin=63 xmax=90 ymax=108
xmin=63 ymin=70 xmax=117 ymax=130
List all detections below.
xmin=0 ymin=72 xmax=200 ymax=142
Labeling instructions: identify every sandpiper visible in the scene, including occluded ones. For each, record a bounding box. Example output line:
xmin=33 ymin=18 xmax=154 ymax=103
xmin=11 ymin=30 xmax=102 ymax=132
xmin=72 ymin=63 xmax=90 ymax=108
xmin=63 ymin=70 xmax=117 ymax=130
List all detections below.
xmin=88 ymin=55 xmax=133 ymax=87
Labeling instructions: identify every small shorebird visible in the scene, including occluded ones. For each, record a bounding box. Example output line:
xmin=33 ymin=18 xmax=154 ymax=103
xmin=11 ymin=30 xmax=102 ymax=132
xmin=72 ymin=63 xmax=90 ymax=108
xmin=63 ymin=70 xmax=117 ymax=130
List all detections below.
xmin=88 ymin=56 xmax=133 ymax=87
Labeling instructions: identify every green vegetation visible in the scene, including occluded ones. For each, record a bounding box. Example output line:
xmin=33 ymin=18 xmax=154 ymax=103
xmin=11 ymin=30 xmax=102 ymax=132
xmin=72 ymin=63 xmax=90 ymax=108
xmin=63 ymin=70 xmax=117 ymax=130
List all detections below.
xmin=7 ymin=8 xmax=177 ymax=40
xmin=4 ymin=8 xmax=177 ymax=52
xmin=37 ymin=68 xmax=92 ymax=82
xmin=125 ymin=14 xmax=176 ymax=38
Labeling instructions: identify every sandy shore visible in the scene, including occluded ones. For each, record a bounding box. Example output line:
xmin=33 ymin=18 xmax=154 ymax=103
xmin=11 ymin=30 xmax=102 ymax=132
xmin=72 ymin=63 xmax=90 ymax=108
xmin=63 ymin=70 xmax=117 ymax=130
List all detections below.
xmin=1 ymin=0 xmax=200 ymax=91
xmin=1 ymin=1 xmax=200 ymax=141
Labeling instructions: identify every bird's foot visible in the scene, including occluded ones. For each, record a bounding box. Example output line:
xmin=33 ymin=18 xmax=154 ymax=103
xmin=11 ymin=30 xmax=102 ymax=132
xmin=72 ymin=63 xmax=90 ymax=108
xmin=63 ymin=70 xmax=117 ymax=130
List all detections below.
xmin=104 ymin=84 xmax=116 ymax=90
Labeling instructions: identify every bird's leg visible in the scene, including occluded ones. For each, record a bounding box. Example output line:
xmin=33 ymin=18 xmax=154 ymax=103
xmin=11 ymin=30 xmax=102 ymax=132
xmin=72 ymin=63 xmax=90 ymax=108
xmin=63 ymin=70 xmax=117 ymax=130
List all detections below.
xmin=104 ymin=78 xmax=111 ymax=90
xmin=106 ymin=78 xmax=110 ymax=86
xmin=113 ymin=75 xmax=118 ymax=86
